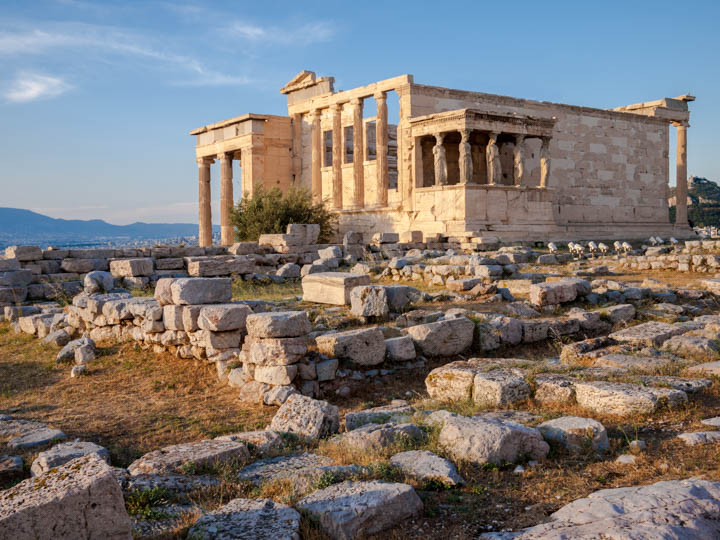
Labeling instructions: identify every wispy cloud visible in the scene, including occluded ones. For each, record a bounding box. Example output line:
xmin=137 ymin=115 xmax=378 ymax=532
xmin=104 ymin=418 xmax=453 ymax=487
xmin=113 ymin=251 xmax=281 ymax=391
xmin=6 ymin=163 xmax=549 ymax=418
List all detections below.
xmin=4 ymin=72 xmax=72 ymax=103
xmin=226 ymin=20 xmax=336 ymax=45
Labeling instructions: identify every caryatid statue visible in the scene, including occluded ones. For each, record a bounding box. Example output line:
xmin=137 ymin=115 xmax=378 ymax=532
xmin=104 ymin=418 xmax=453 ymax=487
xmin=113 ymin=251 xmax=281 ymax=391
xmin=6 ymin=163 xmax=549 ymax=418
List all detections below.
xmin=433 ymin=133 xmax=448 ymax=186
xmin=513 ymin=135 xmax=525 ymax=186
xmin=486 ymin=132 xmax=502 ymax=185
xmin=540 ymin=137 xmax=551 ymax=188
xmin=459 ymin=129 xmax=472 ymax=184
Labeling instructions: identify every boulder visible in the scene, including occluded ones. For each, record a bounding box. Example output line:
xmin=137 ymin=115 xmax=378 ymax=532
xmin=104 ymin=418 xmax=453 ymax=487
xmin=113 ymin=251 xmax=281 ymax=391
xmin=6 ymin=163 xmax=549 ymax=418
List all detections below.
xmin=127 ymin=439 xmax=250 ymax=475
xmin=269 ymin=394 xmax=339 ymax=439
xmin=296 ymin=480 xmax=423 ymax=540
xmin=384 ymin=285 xmax=421 ymax=312
xmin=302 ymin=272 xmax=370 ymax=305
xmin=187 ymin=498 xmax=300 ymax=540
xmin=433 ymin=413 xmax=549 ymax=465
xmin=406 ymin=317 xmax=474 ymax=357
xmin=8 ymin=428 xmax=66 ymax=449
xmin=345 ymin=402 xmax=414 ymax=431
xmin=514 ymin=478 xmax=720 ymax=539
xmin=0 ymin=455 xmax=24 ymax=485
xmin=316 ymin=327 xmax=386 ymax=366
xmin=169 ymin=278 xmax=232 ymax=305
xmin=30 ymin=441 xmax=109 ymax=477
xmin=530 ymin=281 xmax=577 ymax=306
xmin=390 ymin=450 xmax=465 ymax=487
xmin=214 ymin=430 xmax=284 ymax=457
xmin=246 ymin=311 xmax=311 ymax=338
xmin=537 ymin=416 xmax=609 ymax=452
xmin=276 ymin=263 xmax=301 ymax=279
xmin=0 ymin=454 xmax=132 ymax=539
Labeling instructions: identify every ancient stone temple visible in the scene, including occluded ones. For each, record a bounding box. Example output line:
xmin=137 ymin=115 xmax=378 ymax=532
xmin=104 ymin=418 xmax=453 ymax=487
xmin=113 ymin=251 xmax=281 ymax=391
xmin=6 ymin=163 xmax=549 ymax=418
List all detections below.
xmin=190 ymin=71 xmax=695 ymax=246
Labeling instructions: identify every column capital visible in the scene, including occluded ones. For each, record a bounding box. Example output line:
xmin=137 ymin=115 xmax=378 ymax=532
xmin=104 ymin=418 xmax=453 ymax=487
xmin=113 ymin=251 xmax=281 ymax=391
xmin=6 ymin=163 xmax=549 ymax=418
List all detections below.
xmin=351 ymin=97 xmax=363 ymax=106
xmin=672 ymin=121 xmax=690 ymax=128
xmin=330 ymin=102 xmax=342 ymax=112
xmin=515 ymin=134 xmax=525 ymax=143
xmin=374 ymin=91 xmax=387 ymax=102
xmin=217 ymin=152 xmax=231 ymax=162
xmin=196 ymin=157 xmax=213 ymax=166
xmin=460 ymin=129 xmax=470 ymax=142
xmin=434 ymin=132 xmax=445 ymax=144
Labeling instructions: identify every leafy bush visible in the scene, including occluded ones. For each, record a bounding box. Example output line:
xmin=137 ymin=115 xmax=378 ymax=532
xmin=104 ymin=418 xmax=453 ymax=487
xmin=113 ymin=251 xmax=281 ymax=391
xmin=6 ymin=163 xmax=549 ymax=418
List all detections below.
xmin=230 ymin=187 xmax=337 ymax=243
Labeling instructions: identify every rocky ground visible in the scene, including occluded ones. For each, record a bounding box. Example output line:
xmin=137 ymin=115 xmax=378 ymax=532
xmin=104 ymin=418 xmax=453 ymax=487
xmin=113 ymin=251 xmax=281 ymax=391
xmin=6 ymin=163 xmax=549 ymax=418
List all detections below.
xmin=4 ymin=243 xmax=720 ymax=539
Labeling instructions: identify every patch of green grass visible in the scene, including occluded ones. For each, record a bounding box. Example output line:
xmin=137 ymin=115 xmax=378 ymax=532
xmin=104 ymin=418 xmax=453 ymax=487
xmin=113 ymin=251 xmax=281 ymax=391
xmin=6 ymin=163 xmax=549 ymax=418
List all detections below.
xmin=125 ymin=487 xmax=174 ymax=518
xmin=231 ymin=279 xmax=302 ymax=301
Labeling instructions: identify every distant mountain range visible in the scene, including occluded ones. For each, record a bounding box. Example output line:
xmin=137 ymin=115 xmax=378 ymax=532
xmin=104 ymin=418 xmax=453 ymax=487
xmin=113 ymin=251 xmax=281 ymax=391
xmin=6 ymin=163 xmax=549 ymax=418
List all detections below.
xmin=0 ymin=207 xmax=218 ymax=248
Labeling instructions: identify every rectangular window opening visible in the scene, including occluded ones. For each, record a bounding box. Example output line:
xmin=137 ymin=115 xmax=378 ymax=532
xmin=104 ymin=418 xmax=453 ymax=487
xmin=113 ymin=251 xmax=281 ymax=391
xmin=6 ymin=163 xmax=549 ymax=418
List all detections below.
xmin=344 ymin=126 xmax=354 ymax=164
xmin=323 ymin=130 xmax=333 ymax=167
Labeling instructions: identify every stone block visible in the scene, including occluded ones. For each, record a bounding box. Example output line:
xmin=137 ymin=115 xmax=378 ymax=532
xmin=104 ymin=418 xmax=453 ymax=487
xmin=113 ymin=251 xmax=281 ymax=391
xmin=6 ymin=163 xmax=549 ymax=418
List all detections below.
xmin=270 ymin=394 xmax=339 ymax=439
xmin=248 ymin=336 xmax=308 ymax=365
xmin=198 ymin=303 xmax=252 ymax=331
xmin=5 ymin=246 xmax=42 ymax=261
xmin=302 ymin=272 xmax=370 ymax=305
xmin=128 ymin=439 xmax=250 ymax=475
xmin=188 ymin=498 xmax=300 ymax=539
xmin=30 ymin=441 xmax=109 ymax=477
xmin=0 ymin=258 xmax=21 ymax=271
xmin=609 ymin=321 xmax=687 ymax=347
xmin=254 ymin=364 xmax=298 ymax=385
xmin=0 ymin=269 xmax=33 ymax=287
xmin=385 ymin=335 xmax=416 ymax=362
xmin=109 ymin=258 xmax=154 ymax=277
xmin=60 ymin=258 xmax=94 ymax=273
xmin=246 ymin=311 xmax=311 ymax=338
xmin=186 ymin=256 xmax=254 ymax=277
xmin=315 ymin=327 xmax=386 ymax=366
xmin=530 ymin=281 xmax=577 ymax=306
xmin=350 ymin=285 xmax=389 ymax=318
xmin=406 ymin=317 xmax=474 ymax=357
xmin=537 ymin=416 xmax=609 ymax=452
xmin=170 ymin=277 xmax=232 ymax=305
xmin=0 ymin=454 xmax=131 ymax=539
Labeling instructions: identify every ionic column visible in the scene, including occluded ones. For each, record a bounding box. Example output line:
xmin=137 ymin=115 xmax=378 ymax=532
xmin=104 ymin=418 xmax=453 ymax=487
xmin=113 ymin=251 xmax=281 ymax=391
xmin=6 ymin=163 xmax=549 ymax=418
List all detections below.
xmin=459 ymin=129 xmax=472 ymax=185
xmin=352 ymin=98 xmax=365 ymax=207
xmin=513 ymin=135 xmax=525 ymax=186
xmin=331 ymin=104 xmax=343 ymax=209
xmin=310 ymin=110 xmax=322 ymax=202
xmin=486 ymin=132 xmax=501 ymax=185
xmin=675 ymin=122 xmax=689 ymax=227
xmin=197 ymin=158 xmax=212 ymax=247
xmin=432 ymin=133 xmax=447 ymax=186
xmin=539 ymin=137 xmax=551 ymax=188
xmin=375 ymin=91 xmax=389 ymax=205
xmin=219 ymin=153 xmax=234 ymax=246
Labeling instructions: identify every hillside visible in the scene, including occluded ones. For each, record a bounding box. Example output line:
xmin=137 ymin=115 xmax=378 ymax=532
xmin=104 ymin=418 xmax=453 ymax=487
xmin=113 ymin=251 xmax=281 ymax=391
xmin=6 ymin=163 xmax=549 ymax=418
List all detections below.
xmin=669 ymin=176 xmax=720 ymax=227
xmin=0 ymin=207 xmax=215 ymax=248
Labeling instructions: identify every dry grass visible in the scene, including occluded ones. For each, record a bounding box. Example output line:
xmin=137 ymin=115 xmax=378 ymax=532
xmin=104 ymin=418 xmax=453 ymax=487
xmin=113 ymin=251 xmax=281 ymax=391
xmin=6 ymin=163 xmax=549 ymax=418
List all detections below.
xmin=0 ymin=323 xmax=274 ymax=468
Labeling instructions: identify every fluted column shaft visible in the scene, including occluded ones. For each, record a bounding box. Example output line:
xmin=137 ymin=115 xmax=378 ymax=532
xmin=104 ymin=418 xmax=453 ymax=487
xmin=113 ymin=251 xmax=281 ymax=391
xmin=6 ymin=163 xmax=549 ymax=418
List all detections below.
xmin=675 ymin=123 xmax=688 ymax=227
xmin=332 ymin=104 xmax=343 ymax=209
xmin=352 ymin=98 xmax=364 ymax=208
xmin=198 ymin=159 xmax=212 ymax=247
xmin=219 ymin=153 xmax=233 ymax=245
xmin=311 ymin=110 xmax=322 ymax=202
xmin=375 ymin=92 xmax=389 ymax=206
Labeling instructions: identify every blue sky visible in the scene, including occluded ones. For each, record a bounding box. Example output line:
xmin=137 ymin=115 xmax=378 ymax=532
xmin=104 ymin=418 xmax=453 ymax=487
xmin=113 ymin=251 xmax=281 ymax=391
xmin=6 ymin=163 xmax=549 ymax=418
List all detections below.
xmin=2 ymin=0 xmax=719 ymax=225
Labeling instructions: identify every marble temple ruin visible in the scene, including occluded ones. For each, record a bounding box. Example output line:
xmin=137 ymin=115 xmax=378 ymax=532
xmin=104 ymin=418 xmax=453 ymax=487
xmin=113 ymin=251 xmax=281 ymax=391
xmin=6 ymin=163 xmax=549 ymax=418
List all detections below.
xmin=190 ymin=71 xmax=695 ymax=246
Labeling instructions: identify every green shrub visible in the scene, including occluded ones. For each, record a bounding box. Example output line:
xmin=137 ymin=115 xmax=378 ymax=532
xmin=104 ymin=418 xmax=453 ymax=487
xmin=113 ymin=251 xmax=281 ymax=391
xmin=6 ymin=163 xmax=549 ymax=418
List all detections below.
xmin=230 ymin=187 xmax=337 ymax=243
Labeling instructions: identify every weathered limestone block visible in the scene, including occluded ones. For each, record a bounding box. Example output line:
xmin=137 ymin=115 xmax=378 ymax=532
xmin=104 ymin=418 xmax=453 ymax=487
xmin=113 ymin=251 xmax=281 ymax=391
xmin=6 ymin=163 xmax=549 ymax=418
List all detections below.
xmin=162 ymin=305 xmax=184 ymax=330
xmin=0 ymin=269 xmax=32 ymax=287
xmin=199 ymin=329 xmax=242 ymax=349
xmin=154 ymin=257 xmax=184 ymax=270
xmin=472 ymin=368 xmax=531 ymax=407
xmin=385 ymin=335 xmax=416 ymax=362
xmin=687 ymin=361 xmax=720 ymax=376
xmin=296 ymin=480 xmax=423 ymax=540
xmin=5 ymin=245 xmax=42 ymax=261
xmin=434 ymin=413 xmax=549 ymax=465
xmin=515 ymin=478 xmax=720 ymax=539
xmin=488 ymin=316 xmax=522 ymax=345
xmin=30 ymin=441 xmax=109 ymax=476
xmin=236 ymin=452 xmax=355 ymax=491
xmin=574 ymin=381 xmax=686 ymax=416
xmin=0 ymin=258 xmax=21 ymax=271
xmin=109 ymin=258 xmax=153 ymax=277
xmin=269 ymin=394 xmax=339 ymax=439
xmin=599 ymin=304 xmax=636 ymax=324
xmin=677 ymin=431 xmax=720 ymax=446
xmin=521 ymin=319 xmax=549 ymax=343
xmin=534 ymin=375 xmax=576 ymax=404
xmin=333 ymin=423 xmax=425 ymax=452
xmin=406 ymin=317 xmax=474 ymax=357
xmin=662 ymin=335 xmax=720 ymax=356
xmin=302 ymin=272 xmax=371 ymax=305
xmin=170 ymin=278 xmax=232 ymax=305
xmin=248 ymin=336 xmax=308 ymax=366
xmin=197 ymin=303 xmax=252 ymax=332
xmin=246 ymin=311 xmax=311 ymax=338
xmin=0 ymin=454 xmax=132 ymax=540
xmin=7 ymin=427 xmax=67 ymax=450
xmin=83 ymin=270 xmax=115 ymax=294
xmin=188 ymin=498 xmax=301 ymax=539
xmin=186 ymin=256 xmax=254 ymax=277
xmin=127 ymin=439 xmax=250 ymax=475
xmin=316 ymin=327 xmax=386 ymax=366
xmin=537 ymin=416 xmax=609 ymax=452
xmin=154 ymin=278 xmax=174 ymax=305
xmin=530 ymin=281 xmax=577 ymax=306
xmin=390 ymin=450 xmax=465 ymax=486
xmin=350 ymin=285 xmax=389 ymax=318
xmin=276 ymin=263 xmax=301 ymax=278
xmin=214 ymin=430 xmax=284 ymax=457
xmin=344 ymin=402 xmax=414 ymax=431
xmin=609 ymin=321 xmax=687 ymax=347
xmin=253 ymin=364 xmax=298 ymax=385
xmin=384 ymin=285 xmax=422 ymax=312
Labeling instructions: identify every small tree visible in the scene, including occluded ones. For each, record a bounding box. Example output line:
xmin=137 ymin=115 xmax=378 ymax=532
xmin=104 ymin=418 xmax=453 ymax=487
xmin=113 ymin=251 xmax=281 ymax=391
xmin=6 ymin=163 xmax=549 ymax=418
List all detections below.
xmin=230 ymin=187 xmax=338 ymax=243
